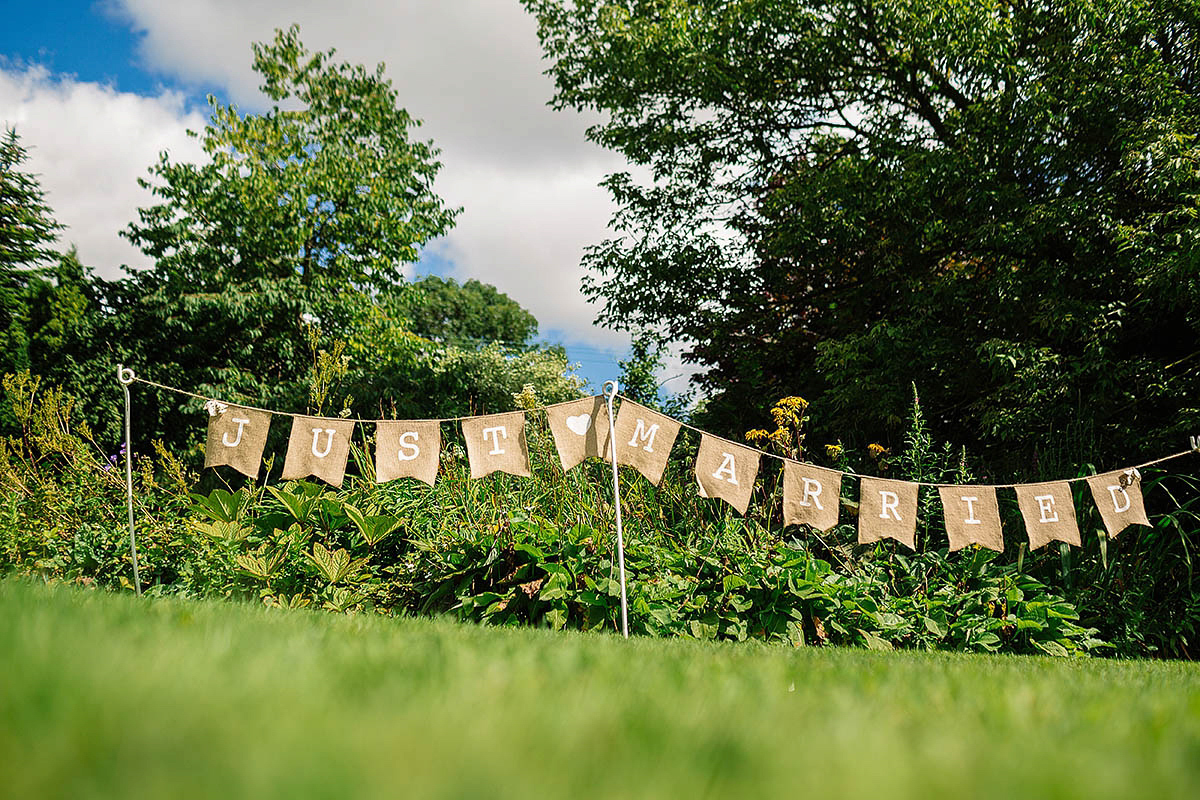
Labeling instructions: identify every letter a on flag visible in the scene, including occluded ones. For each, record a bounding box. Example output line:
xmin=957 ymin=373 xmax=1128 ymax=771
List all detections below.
xmin=205 ymin=404 xmax=271 ymax=478
xmin=694 ymin=434 xmax=760 ymax=514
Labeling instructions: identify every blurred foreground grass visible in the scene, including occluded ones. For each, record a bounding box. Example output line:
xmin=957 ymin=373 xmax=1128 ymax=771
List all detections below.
xmin=2 ymin=579 xmax=1198 ymax=800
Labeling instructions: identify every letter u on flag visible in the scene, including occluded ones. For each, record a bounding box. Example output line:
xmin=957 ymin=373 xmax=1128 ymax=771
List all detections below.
xmin=1014 ymin=482 xmax=1081 ymax=549
xmin=782 ymin=461 xmax=841 ymax=532
xmin=204 ymin=405 xmax=271 ymax=478
xmin=1085 ymin=469 xmax=1150 ymax=538
xmin=375 ymin=420 xmax=440 ymax=486
xmin=694 ymin=434 xmax=760 ymax=515
xmin=545 ymin=396 xmax=610 ymax=472
xmin=608 ymin=400 xmax=681 ymax=485
xmin=858 ymin=477 xmax=919 ymax=550
xmin=462 ymin=411 xmax=530 ymax=479
xmin=938 ymin=485 xmax=1003 ymax=552
xmin=281 ymin=416 xmax=356 ymax=488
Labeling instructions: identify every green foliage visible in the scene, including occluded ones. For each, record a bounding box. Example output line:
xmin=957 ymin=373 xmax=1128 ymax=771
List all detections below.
xmin=407 ymin=275 xmax=538 ymax=345
xmin=524 ymin=0 xmax=1200 ymax=475
xmin=5 ymin=370 xmax=1172 ymax=659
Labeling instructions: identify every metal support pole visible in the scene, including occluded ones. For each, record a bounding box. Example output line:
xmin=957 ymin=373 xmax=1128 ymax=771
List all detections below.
xmin=117 ymin=364 xmax=142 ymax=595
xmin=602 ymin=380 xmax=628 ymax=638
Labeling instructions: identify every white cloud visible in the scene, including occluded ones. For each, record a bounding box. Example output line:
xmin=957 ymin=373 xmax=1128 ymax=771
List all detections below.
xmin=0 ymin=65 xmax=206 ymax=275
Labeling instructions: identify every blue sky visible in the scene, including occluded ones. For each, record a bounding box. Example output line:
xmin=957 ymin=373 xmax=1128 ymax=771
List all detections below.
xmin=1 ymin=0 xmax=648 ymax=393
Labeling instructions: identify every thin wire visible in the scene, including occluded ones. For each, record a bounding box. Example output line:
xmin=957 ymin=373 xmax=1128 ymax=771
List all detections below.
xmin=668 ymin=411 xmax=1197 ymax=489
xmin=133 ymin=372 xmax=1197 ymax=488
xmin=130 ymin=375 xmax=595 ymax=423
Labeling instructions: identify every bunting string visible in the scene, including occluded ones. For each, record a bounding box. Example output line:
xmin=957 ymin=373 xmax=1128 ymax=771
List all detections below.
xmin=121 ymin=369 xmax=1199 ymax=556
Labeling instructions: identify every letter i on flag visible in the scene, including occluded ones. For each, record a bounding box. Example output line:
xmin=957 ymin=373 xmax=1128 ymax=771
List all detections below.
xmin=858 ymin=477 xmax=919 ymax=550
xmin=281 ymin=416 xmax=356 ymax=488
xmin=462 ymin=411 xmax=531 ymax=479
xmin=938 ymin=485 xmax=1004 ymax=552
xmin=205 ymin=405 xmax=272 ymax=478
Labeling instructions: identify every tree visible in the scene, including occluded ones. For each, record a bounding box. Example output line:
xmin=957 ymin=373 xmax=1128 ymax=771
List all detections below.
xmin=0 ymin=126 xmax=62 ymax=376
xmin=523 ymin=0 xmax=1200 ymax=475
xmin=407 ymin=275 xmax=538 ymax=345
xmin=108 ymin=26 xmax=461 ymax=448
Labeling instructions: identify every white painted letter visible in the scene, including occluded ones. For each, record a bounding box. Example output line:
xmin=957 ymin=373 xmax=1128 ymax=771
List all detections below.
xmin=627 ymin=419 xmax=660 ymax=452
xmin=222 ymin=417 xmax=250 ymax=448
xmin=879 ymin=491 xmax=901 ymax=521
xmin=311 ymin=428 xmax=336 ymax=458
xmin=397 ymin=431 xmax=420 ymax=462
xmin=482 ymin=426 xmax=508 ymax=455
xmin=799 ymin=478 xmax=824 ymax=510
xmin=961 ymin=496 xmax=981 ymax=525
xmin=712 ymin=453 xmax=739 ymax=486
xmin=1035 ymin=494 xmax=1058 ymax=523
xmin=1106 ymin=485 xmax=1131 ymax=513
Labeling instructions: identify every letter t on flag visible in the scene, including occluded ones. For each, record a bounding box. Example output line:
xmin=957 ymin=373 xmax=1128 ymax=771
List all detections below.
xmin=462 ymin=412 xmax=531 ymax=479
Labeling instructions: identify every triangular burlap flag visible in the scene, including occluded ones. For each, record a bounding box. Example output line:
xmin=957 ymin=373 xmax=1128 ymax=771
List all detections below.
xmin=375 ymin=420 xmax=440 ymax=486
xmin=939 ymin=485 xmax=1004 ymax=552
xmin=782 ymin=461 xmax=842 ymax=532
xmin=462 ymin=411 xmax=531 ymax=479
xmin=204 ymin=404 xmax=271 ymax=478
xmin=858 ymin=477 xmax=919 ymax=550
xmin=1014 ymin=482 xmax=1081 ymax=549
xmin=695 ymin=434 xmax=760 ymax=515
xmin=1086 ymin=469 xmax=1150 ymax=539
xmin=281 ymin=416 xmax=356 ymax=488
xmin=546 ymin=396 xmax=611 ymax=472
xmin=608 ymin=400 xmax=681 ymax=486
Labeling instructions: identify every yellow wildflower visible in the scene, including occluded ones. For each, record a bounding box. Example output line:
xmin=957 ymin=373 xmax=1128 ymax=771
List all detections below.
xmin=868 ymin=443 xmax=888 ymax=459
xmin=745 ymin=429 xmax=770 ymax=445
xmin=825 ymin=443 xmax=843 ymax=460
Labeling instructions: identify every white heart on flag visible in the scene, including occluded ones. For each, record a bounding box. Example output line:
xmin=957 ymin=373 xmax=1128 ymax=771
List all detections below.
xmin=566 ymin=414 xmax=592 ymax=436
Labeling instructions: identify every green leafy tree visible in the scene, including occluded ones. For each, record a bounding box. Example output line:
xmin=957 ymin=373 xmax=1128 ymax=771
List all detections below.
xmin=106 ymin=25 xmax=460 ymax=449
xmin=407 ymin=275 xmax=538 ymax=345
xmin=524 ymin=0 xmax=1200 ymax=476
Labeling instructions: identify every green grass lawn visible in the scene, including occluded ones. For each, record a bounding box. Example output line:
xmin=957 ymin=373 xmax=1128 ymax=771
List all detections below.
xmin=2 ymin=579 xmax=1198 ymax=799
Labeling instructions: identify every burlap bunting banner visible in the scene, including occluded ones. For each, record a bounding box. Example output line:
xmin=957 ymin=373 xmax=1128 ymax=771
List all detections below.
xmin=545 ymin=396 xmax=611 ymax=472
xmin=281 ymin=416 xmax=356 ymax=488
xmin=695 ymin=434 xmax=761 ymax=515
xmin=938 ymin=485 xmax=1004 ymax=552
xmin=782 ymin=461 xmax=842 ymax=532
xmin=858 ymin=477 xmax=919 ymax=550
xmin=1086 ymin=469 xmax=1150 ymax=539
xmin=462 ymin=411 xmax=531 ymax=479
xmin=1014 ymin=482 xmax=1081 ymax=549
xmin=375 ymin=420 xmax=440 ymax=486
xmin=204 ymin=404 xmax=272 ymax=478
xmin=608 ymin=400 xmax=681 ymax=486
